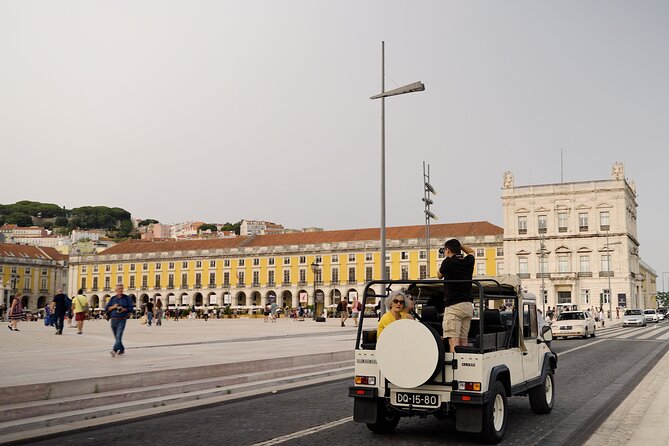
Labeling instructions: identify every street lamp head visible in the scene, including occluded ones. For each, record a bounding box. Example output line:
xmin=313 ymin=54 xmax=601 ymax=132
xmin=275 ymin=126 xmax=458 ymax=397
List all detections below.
xmin=370 ymin=81 xmax=426 ymax=100
xmin=425 ymin=211 xmax=438 ymax=220
xmin=424 ymin=182 xmax=436 ymax=195
xmin=422 ymin=197 xmax=434 ymax=205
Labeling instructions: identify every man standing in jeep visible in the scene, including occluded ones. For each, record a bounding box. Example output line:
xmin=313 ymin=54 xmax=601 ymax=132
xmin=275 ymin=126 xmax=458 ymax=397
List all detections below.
xmin=438 ymin=239 xmax=475 ymax=352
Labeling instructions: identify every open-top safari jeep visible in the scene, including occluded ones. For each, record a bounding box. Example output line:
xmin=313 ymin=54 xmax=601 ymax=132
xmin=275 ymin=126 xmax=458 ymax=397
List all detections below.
xmin=348 ymin=275 xmax=557 ymax=444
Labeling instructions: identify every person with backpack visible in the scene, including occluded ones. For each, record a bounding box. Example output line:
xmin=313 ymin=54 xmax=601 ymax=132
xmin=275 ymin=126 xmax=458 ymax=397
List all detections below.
xmin=50 ymin=289 xmax=70 ymax=335
xmin=72 ymin=289 xmax=89 ymax=334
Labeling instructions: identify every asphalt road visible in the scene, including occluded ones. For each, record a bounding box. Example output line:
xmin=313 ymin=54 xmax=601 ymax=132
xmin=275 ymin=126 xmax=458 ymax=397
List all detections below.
xmin=23 ymin=324 xmax=669 ymax=446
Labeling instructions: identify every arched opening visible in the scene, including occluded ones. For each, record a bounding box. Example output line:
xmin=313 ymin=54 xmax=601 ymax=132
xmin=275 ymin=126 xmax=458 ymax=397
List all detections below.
xmin=207 ymin=291 xmax=217 ymax=307
xmin=266 ymin=290 xmax=277 ymax=303
xmin=250 ymin=291 xmax=261 ymax=306
xmin=180 ymin=292 xmax=189 ymax=307
xmin=129 ymin=294 xmax=137 ymax=306
xmin=37 ymin=296 xmax=47 ymax=308
xmin=236 ymin=291 xmax=247 ymax=306
xmin=21 ymin=295 xmax=29 ymax=309
xmin=194 ymin=292 xmax=203 ymax=307
xmin=101 ymin=294 xmax=110 ymax=308
xmin=330 ymin=288 xmax=341 ymax=308
xmin=281 ymin=290 xmax=293 ymax=308
xmin=166 ymin=293 xmax=176 ymax=308
xmin=140 ymin=294 xmax=149 ymax=305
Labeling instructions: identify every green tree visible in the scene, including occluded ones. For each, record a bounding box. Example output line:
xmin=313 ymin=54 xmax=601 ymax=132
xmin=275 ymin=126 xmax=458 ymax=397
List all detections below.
xmin=117 ymin=220 xmax=134 ymax=238
xmin=199 ymin=223 xmax=218 ymax=232
xmin=138 ymin=219 xmax=159 ymax=227
xmin=54 ymin=216 xmax=69 ymax=227
xmin=221 ymin=220 xmax=242 ymax=235
xmin=5 ymin=212 xmax=33 ymax=226
xmin=657 ymin=292 xmax=669 ymax=308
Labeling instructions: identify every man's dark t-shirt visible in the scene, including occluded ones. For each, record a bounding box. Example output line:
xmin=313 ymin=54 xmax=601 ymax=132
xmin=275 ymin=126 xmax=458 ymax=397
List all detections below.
xmin=53 ymin=293 xmax=68 ymax=315
xmin=439 ymin=255 xmax=475 ymax=307
xmin=147 ymin=302 xmax=154 ymax=313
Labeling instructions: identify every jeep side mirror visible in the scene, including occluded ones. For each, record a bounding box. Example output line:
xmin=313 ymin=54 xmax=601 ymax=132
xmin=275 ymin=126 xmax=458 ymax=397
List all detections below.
xmin=539 ymin=325 xmax=553 ymax=343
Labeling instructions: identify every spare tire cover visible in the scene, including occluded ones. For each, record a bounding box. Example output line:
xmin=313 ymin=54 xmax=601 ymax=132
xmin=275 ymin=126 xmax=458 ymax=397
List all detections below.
xmin=376 ymin=319 xmax=444 ymax=389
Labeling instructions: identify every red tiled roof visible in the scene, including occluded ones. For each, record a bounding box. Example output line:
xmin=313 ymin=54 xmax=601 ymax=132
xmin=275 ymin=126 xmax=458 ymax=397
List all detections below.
xmin=99 ymin=221 xmax=502 ymax=255
xmin=0 ymin=243 xmax=66 ymax=261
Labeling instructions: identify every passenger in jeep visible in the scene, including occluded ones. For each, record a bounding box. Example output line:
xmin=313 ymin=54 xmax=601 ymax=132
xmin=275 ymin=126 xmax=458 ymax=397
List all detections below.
xmin=377 ymin=290 xmax=414 ymax=338
xmin=438 ymin=238 xmax=475 ymax=352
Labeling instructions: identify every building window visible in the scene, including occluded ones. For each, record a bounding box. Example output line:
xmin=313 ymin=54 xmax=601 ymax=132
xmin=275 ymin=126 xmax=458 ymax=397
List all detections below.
xmin=332 ymin=254 xmax=339 ymax=263
xmin=579 ymin=213 xmax=589 ymax=232
xmin=365 ymin=253 xmax=373 ymax=261
xmin=419 ymin=250 xmax=427 ymax=260
xmin=299 ymin=269 xmax=306 ymax=284
xmin=419 ymin=265 xmax=427 ymax=279
xmin=93 ymin=265 xmax=99 ymax=273
xmin=496 ymin=261 xmax=504 ymax=275
xmin=401 ymin=251 xmax=409 ymax=260
xmin=349 ymin=267 xmax=356 ymax=283
xmin=600 ymin=211 xmax=610 ymax=231
xmin=223 ymin=272 xmax=230 ymax=286
xmin=253 ymin=258 xmax=260 ymax=266
xmin=129 ymin=276 xmax=135 ymax=288
xmin=558 ymin=256 xmax=569 ymax=273
xmin=581 ymin=289 xmax=590 ymax=304
xmin=283 ymin=269 xmax=290 ymax=284
xmin=315 ymin=255 xmax=322 ymax=263
xmin=155 ymin=275 xmax=161 ymax=288
xmin=41 ymin=278 xmax=47 ymax=290
xmin=601 ymin=255 xmax=611 ymax=272
xmin=476 ymin=263 xmax=486 ymax=275
xmin=237 ymin=272 xmax=244 ymax=285
xmin=168 ymin=274 xmax=174 ymax=288
xmin=92 ymin=277 xmax=99 ymax=290
xmin=299 ymin=256 xmax=306 ymax=264
xmin=143 ymin=263 xmax=149 ymax=271
xmin=81 ymin=277 xmax=87 ymax=289
xmin=252 ymin=271 xmax=260 ymax=286
xmin=41 ymin=268 xmax=47 ymax=276
xmin=224 ymin=259 xmax=230 ymax=267
xmin=182 ymin=261 xmax=188 ymax=269
xmin=331 ymin=268 xmax=339 ymax=284
xmin=168 ymin=262 xmax=174 ymax=270
xmin=519 ymin=258 xmax=528 ymax=274
xmin=401 ymin=265 xmax=409 ymax=280
xmin=155 ymin=263 xmax=161 ymax=270
xmin=366 ymin=266 xmax=374 ymax=281
xmin=195 ymin=261 xmax=202 ymax=268
xmin=268 ymin=258 xmax=275 ymax=266
xmin=209 ymin=272 xmax=216 ymax=286
xmin=476 ymin=248 xmax=484 ymax=257
xmin=181 ymin=273 xmax=188 ymax=287
xmin=210 ymin=260 xmax=216 ymax=268
xmin=349 ymin=254 xmax=356 ymax=262
xmin=117 ymin=264 xmax=123 ymax=272
xmin=438 ymin=249 xmax=445 ymax=259
xmin=82 ymin=266 xmax=87 ymax=273
xmin=496 ymin=247 xmax=504 ymax=257
xmin=116 ymin=276 xmax=122 ymax=285
xmin=142 ymin=275 xmax=148 ymax=288
xmin=558 ymin=212 xmax=568 ymax=232
xmin=238 ymin=259 xmax=245 ymax=267
xmin=283 ymin=257 xmax=290 ymax=265
xmin=268 ymin=270 xmax=275 ymax=285
xmin=580 ymin=256 xmax=590 ymax=272
xmin=105 ymin=265 xmax=111 ymax=272
xmin=539 ymin=257 xmax=548 ymax=274
xmin=518 ymin=216 xmax=527 ymax=234
xmin=538 ymin=215 xmax=547 ymax=234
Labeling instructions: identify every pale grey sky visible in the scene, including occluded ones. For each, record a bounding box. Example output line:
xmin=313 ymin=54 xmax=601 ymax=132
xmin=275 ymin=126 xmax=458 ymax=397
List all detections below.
xmin=1 ymin=1 xmax=667 ymax=280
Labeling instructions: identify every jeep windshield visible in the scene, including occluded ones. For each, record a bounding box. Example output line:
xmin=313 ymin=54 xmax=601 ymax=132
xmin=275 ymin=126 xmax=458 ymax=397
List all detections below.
xmin=556 ymin=312 xmax=585 ymax=321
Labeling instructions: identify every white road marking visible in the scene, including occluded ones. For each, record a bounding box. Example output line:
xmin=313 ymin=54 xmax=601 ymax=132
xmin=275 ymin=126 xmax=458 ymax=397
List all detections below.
xmin=557 ymin=339 xmax=606 ymax=356
xmin=635 ymin=326 xmax=669 ymax=340
xmin=251 ymin=416 xmax=353 ymax=446
xmin=658 ymin=331 xmax=669 ymax=341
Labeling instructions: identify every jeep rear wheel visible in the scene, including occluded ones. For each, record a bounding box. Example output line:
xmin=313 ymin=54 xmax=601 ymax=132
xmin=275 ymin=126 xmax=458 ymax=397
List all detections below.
xmin=366 ymin=398 xmax=400 ymax=434
xmin=480 ymin=381 xmax=507 ymax=444
xmin=529 ymin=369 xmax=554 ymax=414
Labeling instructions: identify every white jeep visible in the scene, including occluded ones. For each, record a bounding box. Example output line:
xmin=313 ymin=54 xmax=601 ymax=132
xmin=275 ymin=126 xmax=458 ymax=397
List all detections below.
xmin=349 ymin=276 xmax=557 ymax=444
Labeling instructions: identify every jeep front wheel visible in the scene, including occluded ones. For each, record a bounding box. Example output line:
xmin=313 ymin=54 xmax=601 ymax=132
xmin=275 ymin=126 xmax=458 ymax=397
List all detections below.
xmin=366 ymin=398 xmax=400 ymax=434
xmin=480 ymin=381 xmax=507 ymax=444
xmin=529 ymin=369 xmax=554 ymax=414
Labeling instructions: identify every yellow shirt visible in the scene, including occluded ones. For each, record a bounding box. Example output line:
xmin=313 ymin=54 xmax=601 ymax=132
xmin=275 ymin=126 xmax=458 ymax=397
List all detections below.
xmin=72 ymin=295 xmax=88 ymax=313
xmin=377 ymin=311 xmax=412 ymax=339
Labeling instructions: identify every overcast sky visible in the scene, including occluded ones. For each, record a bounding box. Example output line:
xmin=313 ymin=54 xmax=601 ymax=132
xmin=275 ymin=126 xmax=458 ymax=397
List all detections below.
xmin=1 ymin=1 xmax=667 ymax=280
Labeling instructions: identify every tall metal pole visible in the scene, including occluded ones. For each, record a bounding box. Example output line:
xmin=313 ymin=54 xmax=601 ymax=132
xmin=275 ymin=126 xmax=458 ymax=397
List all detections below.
xmin=380 ymin=41 xmax=387 ymax=280
xmin=424 ymin=162 xmax=430 ymax=277
xmin=607 ymin=230 xmax=612 ymax=319
xmin=540 ymin=233 xmax=546 ymax=317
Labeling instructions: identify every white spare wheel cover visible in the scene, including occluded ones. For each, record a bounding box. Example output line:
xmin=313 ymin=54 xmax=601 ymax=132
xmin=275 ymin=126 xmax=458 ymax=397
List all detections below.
xmin=376 ymin=319 xmax=443 ymax=389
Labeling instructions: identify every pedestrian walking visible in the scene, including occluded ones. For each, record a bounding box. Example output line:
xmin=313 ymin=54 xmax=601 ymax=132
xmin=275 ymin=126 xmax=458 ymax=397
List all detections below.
xmin=72 ymin=289 xmax=89 ymax=334
xmin=50 ymin=289 xmax=69 ymax=335
xmin=146 ymin=298 xmax=154 ymax=326
xmin=8 ymin=293 xmax=24 ymax=331
xmin=599 ymin=308 xmax=605 ymax=327
xmin=351 ymin=298 xmax=362 ymax=327
xmin=154 ymin=299 xmax=163 ymax=326
xmin=336 ymin=297 xmax=349 ymax=327
xmin=270 ymin=301 xmax=278 ymax=322
xmin=104 ymin=283 xmax=134 ymax=357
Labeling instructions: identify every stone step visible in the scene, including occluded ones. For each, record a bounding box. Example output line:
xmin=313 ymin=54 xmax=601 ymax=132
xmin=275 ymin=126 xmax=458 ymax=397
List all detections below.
xmin=0 ymin=359 xmax=353 ymax=423
xmin=0 ymin=350 xmax=352 ymax=406
xmin=0 ymin=364 xmax=353 ymax=443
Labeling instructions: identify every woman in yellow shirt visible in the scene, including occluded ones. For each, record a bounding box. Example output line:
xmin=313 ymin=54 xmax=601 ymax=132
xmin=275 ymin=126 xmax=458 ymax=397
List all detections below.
xmin=377 ymin=290 xmax=414 ymax=338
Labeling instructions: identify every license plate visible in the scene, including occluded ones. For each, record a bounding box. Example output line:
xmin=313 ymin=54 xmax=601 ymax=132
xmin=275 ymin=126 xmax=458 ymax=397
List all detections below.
xmin=559 ymin=325 xmax=572 ymax=330
xmin=395 ymin=392 xmax=440 ymax=407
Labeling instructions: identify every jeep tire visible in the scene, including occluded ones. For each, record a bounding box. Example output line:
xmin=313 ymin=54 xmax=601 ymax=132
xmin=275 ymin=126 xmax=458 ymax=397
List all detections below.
xmin=529 ymin=369 xmax=554 ymax=414
xmin=365 ymin=398 xmax=400 ymax=434
xmin=480 ymin=381 xmax=508 ymax=444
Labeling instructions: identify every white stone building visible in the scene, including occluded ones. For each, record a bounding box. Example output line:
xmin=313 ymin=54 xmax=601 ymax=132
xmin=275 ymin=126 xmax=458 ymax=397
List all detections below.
xmin=501 ymin=162 xmax=648 ymax=316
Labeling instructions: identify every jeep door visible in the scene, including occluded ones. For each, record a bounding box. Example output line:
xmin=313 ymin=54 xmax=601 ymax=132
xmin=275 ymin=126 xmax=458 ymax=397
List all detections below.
xmin=521 ymin=302 xmax=541 ymax=381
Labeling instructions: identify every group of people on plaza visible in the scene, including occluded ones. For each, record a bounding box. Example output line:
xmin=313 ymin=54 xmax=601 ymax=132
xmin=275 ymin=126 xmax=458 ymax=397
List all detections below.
xmin=336 ymin=296 xmax=363 ymax=327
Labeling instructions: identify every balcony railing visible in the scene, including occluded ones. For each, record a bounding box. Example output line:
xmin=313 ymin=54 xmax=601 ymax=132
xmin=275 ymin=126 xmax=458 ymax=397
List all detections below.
xmin=579 ymin=226 xmax=588 ymax=232
xmin=208 ymin=283 xmax=216 ymax=288
xmin=267 ymin=281 xmax=275 ymax=287
xmin=330 ymin=280 xmax=340 ymax=285
xmin=154 ymin=286 xmax=161 ymax=290
xmin=167 ymin=285 xmax=174 ymax=290
xmin=599 ymin=271 xmax=614 ymax=278
xmin=298 ymin=281 xmax=307 ymax=286
xmin=536 ymin=273 xmax=550 ymax=279
xmin=104 ymin=287 xmax=111 ymax=291
xmin=39 ymin=288 xmax=49 ymax=293
xmin=549 ymin=272 xmax=577 ymax=280
xmin=282 ymin=281 xmax=291 ymax=286
xmin=558 ymin=227 xmax=568 ymax=233
xmin=252 ymin=281 xmax=260 ymax=287
xmin=315 ymin=280 xmax=323 ymax=286
xmin=194 ymin=284 xmax=202 ymax=289
xmin=180 ymin=284 xmax=188 ymax=289
xmin=518 ymin=229 xmax=527 ymax=235
xmin=518 ymin=273 xmax=530 ymax=279
xmin=237 ymin=282 xmax=245 ymax=287
xmin=348 ymin=279 xmax=357 ymax=285
xmin=578 ymin=272 xmax=592 ymax=278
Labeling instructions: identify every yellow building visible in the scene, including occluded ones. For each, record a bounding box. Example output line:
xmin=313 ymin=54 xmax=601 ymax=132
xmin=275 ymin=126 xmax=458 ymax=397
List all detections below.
xmin=0 ymin=243 xmax=68 ymax=310
xmin=67 ymin=221 xmax=503 ymax=311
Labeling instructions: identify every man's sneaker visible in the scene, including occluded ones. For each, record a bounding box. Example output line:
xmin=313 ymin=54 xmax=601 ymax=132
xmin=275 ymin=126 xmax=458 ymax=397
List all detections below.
xmin=110 ymin=351 xmax=117 ymax=357
xmin=117 ymin=351 xmax=125 ymax=355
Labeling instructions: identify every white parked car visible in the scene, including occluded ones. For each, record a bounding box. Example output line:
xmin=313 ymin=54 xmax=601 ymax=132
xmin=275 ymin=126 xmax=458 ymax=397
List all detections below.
xmin=644 ymin=309 xmax=659 ymax=323
xmin=622 ymin=309 xmax=646 ymax=327
xmin=552 ymin=311 xmax=597 ymax=339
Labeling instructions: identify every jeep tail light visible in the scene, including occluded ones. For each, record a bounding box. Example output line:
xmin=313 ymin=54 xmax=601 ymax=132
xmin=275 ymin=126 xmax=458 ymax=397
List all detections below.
xmin=355 ymin=375 xmax=376 ymax=385
xmin=458 ymin=382 xmax=481 ymax=391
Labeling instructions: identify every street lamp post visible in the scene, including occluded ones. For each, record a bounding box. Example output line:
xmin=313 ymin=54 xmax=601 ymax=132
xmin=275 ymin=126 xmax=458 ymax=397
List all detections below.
xmin=539 ymin=234 xmax=546 ymax=317
xmin=311 ymin=261 xmax=320 ymax=321
xmin=370 ymin=41 xmax=425 ymax=280
xmin=422 ymin=161 xmax=437 ymax=277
